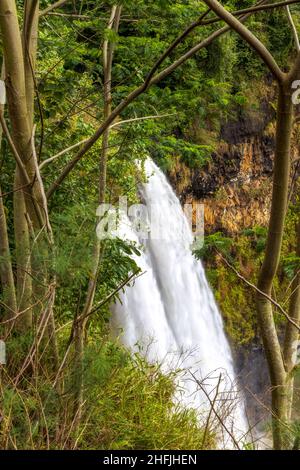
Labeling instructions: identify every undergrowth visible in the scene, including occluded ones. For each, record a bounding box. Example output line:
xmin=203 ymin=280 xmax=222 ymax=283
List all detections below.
xmin=0 ymin=339 xmax=214 ymax=450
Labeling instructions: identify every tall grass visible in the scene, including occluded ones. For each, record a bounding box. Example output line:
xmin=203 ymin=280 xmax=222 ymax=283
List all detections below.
xmin=0 ymin=338 xmax=215 ymax=450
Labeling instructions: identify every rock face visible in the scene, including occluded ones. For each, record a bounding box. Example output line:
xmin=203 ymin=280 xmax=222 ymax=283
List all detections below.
xmin=169 ymin=88 xmax=300 ymax=234
xmin=168 ymin=105 xmax=277 ymax=234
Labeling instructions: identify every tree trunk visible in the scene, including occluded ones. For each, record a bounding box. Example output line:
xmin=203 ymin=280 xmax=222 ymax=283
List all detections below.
xmin=0 ymin=64 xmax=17 ymax=322
xmin=283 ymin=220 xmax=300 ymax=421
xmin=13 ymin=170 xmax=33 ymax=330
xmin=256 ymin=81 xmax=293 ymax=449
xmin=0 ymin=184 xmax=17 ymax=320
xmin=0 ymin=1 xmax=34 ymax=328
xmin=72 ymin=4 xmax=121 ymax=425
xmin=23 ymin=0 xmax=39 ymax=124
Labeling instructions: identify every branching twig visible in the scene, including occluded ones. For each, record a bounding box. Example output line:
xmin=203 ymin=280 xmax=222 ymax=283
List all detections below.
xmin=0 ymin=112 xmax=31 ymax=186
xmin=109 ymin=112 xmax=176 ymax=130
xmin=217 ymin=250 xmax=300 ymax=331
xmin=76 ymin=269 xmax=143 ymax=324
xmin=190 ymin=371 xmax=241 ymax=450
xmin=39 ymin=138 xmax=89 ymax=170
xmin=40 ymin=114 xmax=173 ymax=170
xmin=201 ymin=373 xmax=222 ymax=449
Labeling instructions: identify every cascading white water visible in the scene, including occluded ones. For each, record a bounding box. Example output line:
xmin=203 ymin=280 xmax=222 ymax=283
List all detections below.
xmin=110 ymin=159 xmax=249 ymax=448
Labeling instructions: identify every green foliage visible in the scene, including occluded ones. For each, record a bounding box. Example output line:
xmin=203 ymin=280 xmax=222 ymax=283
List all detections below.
xmin=242 ymin=226 xmax=267 ymax=253
xmin=51 ymin=200 xmax=141 ymax=324
xmin=195 ymin=232 xmax=233 ymax=260
xmin=210 ymin=266 xmax=257 ymax=345
xmin=199 ymin=205 xmax=299 ymax=346
xmin=0 ymin=340 xmax=213 ymax=450
xmin=150 ymin=136 xmax=212 ymax=170
xmin=282 ymin=254 xmax=300 ymax=280
xmin=78 ymin=342 xmax=213 ymax=450
xmin=3 ymin=0 xmax=300 ymax=451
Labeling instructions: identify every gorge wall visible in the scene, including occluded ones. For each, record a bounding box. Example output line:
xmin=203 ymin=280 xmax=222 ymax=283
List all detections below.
xmin=168 ymin=103 xmax=276 ymax=235
xmin=168 ymin=88 xmax=300 ymax=234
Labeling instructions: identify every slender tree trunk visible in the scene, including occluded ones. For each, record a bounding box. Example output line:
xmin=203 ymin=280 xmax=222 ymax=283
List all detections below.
xmin=0 ymin=1 xmax=44 ymax=226
xmin=23 ymin=0 xmax=39 ymax=124
xmin=0 ymin=64 xmax=17 ymax=321
xmin=0 ymin=1 xmax=50 ymax=333
xmin=283 ymin=220 xmax=300 ymax=421
xmin=13 ymin=170 xmax=32 ymax=329
xmin=256 ymin=81 xmax=293 ymax=449
xmin=201 ymin=0 xmax=300 ymax=449
xmin=0 ymin=1 xmax=34 ymax=327
xmin=0 ymin=186 xmax=17 ymax=320
xmin=72 ymin=4 xmax=121 ymax=425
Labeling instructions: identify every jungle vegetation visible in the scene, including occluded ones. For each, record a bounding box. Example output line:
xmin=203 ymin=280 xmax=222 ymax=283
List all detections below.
xmin=0 ymin=0 xmax=300 ymax=450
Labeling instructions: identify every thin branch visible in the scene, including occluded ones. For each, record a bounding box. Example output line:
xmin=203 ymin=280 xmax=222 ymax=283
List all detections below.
xmin=39 ymin=138 xmax=89 ymax=170
xmin=13 ymin=286 xmax=56 ymax=385
xmin=40 ymin=113 xmax=174 ymax=171
xmin=0 ymin=112 xmax=31 ymax=186
xmin=109 ymin=112 xmax=176 ymax=129
xmin=201 ymin=0 xmax=300 ymax=26
xmin=190 ymin=371 xmax=241 ymax=450
xmin=39 ymin=0 xmax=70 ymax=17
xmin=0 ymin=296 xmax=45 ymax=325
xmin=143 ymin=8 xmax=211 ymax=88
xmin=201 ymin=374 xmax=222 ymax=449
xmin=244 ymin=385 xmax=293 ymax=432
xmin=217 ymin=250 xmax=300 ymax=332
xmin=46 ymin=12 xmax=90 ymax=19
xmin=31 ymin=125 xmax=52 ymax=235
xmin=76 ymin=269 xmax=142 ymax=324
xmin=286 ymin=5 xmax=300 ymax=52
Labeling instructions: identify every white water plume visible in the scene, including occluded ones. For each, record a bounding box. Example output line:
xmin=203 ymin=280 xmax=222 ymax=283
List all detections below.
xmin=110 ymin=158 xmax=249 ymax=448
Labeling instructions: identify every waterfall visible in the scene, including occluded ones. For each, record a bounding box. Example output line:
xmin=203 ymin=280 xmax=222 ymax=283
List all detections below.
xmin=110 ymin=158 xmax=249 ymax=448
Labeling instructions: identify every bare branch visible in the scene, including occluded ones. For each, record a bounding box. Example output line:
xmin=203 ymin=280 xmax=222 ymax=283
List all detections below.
xmin=39 ymin=138 xmax=89 ymax=170
xmin=201 ymin=0 xmax=300 ymax=26
xmin=109 ymin=112 xmax=177 ymax=130
xmin=217 ymin=250 xmax=300 ymax=332
xmin=201 ymin=374 xmax=222 ymax=449
xmin=190 ymin=371 xmax=241 ymax=450
xmin=39 ymin=0 xmax=69 ymax=17
xmin=31 ymin=125 xmax=52 ymax=236
xmin=143 ymin=8 xmax=211 ymax=88
xmin=76 ymin=270 xmax=142 ymax=325
xmin=286 ymin=6 xmax=300 ymax=52
xmin=0 ymin=112 xmax=31 ymax=186
xmin=41 ymin=114 xmax=174 ymax=171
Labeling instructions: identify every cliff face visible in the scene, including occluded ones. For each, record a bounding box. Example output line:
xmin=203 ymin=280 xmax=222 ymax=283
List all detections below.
xmin=168 ymin=91 xmax=300 ymax=234
xmin=167 ymin=103 xmax=290 ymax=234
